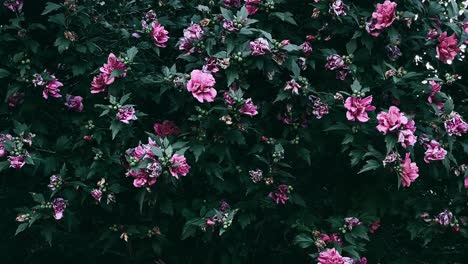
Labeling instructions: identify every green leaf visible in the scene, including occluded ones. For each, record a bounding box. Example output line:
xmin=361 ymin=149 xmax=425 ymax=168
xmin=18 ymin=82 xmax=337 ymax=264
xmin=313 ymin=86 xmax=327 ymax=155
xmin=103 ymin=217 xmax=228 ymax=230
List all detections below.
xmin=346 ymin=39 xmax=357 ymax=54
xmin=0 ymin=161 xmax=9 ymax=172
xmin=350 ymin=79 xmax=362 ymax=93
xmin=136 ymin=189 xmax=146 ymax=215
xmin=385 ymin=135 xmax=397 ymax=153
xmin=15 ymin=223 xmax=29 ymax=236
xmin=270 ymin=12 xmax=297 ymax=25
xmin=358 ymin=159 xmax=381 ymax=174
xmin=293 ymin=234 xmax=314 ymax=248
xmin=110 ymin=120 xmax=123 ymax=139
xmin=0 ymin=68 xmax=11 ymax=78
xmin=126 ymin=46 xmax=138 ymax=61
xmin=30 ymin=193 xmax=45 ymax=204
xmin=42 ymin=2 xmax=62 ymax=15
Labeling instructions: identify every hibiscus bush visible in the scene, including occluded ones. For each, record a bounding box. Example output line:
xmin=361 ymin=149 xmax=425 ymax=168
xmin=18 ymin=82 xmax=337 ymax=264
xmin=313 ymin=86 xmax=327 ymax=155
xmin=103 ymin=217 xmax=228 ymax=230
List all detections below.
xmin=1 ymin=0 xmax=468 ymax=263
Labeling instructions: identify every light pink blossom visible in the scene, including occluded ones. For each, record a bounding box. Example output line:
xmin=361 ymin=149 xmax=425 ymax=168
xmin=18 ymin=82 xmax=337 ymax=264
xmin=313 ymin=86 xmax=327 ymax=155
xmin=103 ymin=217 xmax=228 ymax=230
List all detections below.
xmin=250 ymin=38 xmax=270 ymax=56
xmin=240 ymin=98 xmax=259 ymax=116
xmin=91 ymin=73 xmax=114 ymax=94
xmin=186 ymin=70 xmax=217 ymax=103
xmin=117 ymin=106 xmax=138 ymax=124
xmin=344 ymin=96 xmax=376 ymax=122
xmin=151 ymin=23 xmax=169 ymax=48
xmin=424 ymin=140 xmax=447 ymax=163
xmin=169 ymin=154 xmax=191 ymax=179
xmin=318 ymin=248 xmax=347 ymax=264
xmin=400 ymin=152 xmax=419 ymax=187
xmin=376 ymin=106 xmax=408 ymax=134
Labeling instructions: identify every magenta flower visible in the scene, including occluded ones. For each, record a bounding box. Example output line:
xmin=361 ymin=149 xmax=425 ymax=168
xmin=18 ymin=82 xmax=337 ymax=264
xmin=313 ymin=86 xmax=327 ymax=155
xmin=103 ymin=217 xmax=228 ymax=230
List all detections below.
xmin=330 ymin=0 xmax=348 ymax=16
xmin=444 ymin=112 xmax=468 ymax=136
xmin=100 ymin=53 xmax=127 ymax=77
xmin=311 ymin=97 xmax=329 ymax=119
xmin=153 ymin=120 xmax=180 ymax=137
xmin=186 ymin=70 xmax=217 ymax=103
xmin=91 ymin=189 xmax=103 ymax=202
xmin=91 ymin=73 xmax=114 ymax=94
xmin=240 ymin=98 xmax=258 ymax=117
xmin=318 ymin=248 xmax=347 ymax=264
xmin=179 ymin=38 xmax=195 ymax=55
xmin=268 ymin=184 xmax=289 ymax=205
xmin=325 ymin=54 xmax=345 ymax=70
xmin=344 ymin=217 xmax=362 ymax=230
xmin=64 ymin=95 xmax=84 ymax=112
xmin=425 ymin=29 xmax=439 ymax=41
xmin=169 ymin=154 xmax=191 ymax=179
xmin=117 ymin=106 xmax=138 ymax=124
xmin=245 ymin=0 xmax=262 ymax=15
xmin=3 ymin=0 xmax=23 ymax=13
xmin=400 ymin=152 xmax=419 ymax=187
xmin=43 ymin=79 xmax=63 ymax=99
xmin=465 ymin=177 xmax=468 ymax=189
xmin=424 ymin=140 xmax=447 ymax=163
xmin=151 ymin=23 xmax=169 ymax=48
xmin=223 ymin=20 xmax=239 ymax=32
xmin=0 ymin=134 xmax=12 ymax=158
xmin=397 ymin=129 xmax=417 ymax=148
xmin=52 ymin=198 xmax=67 ymax=220
xmin=284 ymin=79 xmax=302 ymax=95
xmin=300 ymin=41 xmax=313 ymax=56
xmin=427 ymin=81 xmax=443 ymax=111
xmin=183 ymin=23 xmax=204 ymax=40
xmin=344 ymin=96 xmax=376 ymax=122
xmin=376 ymin=106 xmax=408 ymax=134
xmin=8 ymin=155 xmax=25 ymax=169
xmin=202 ymin=57 xmax=220 ymax=73
xmin=223 ymin=0 xmax=240 ymax=8
xmin=436 ymin=32 xmax=460 ymax=64
xmin=435 ymin=210 xmax=454 ymax=226
xmin=366 ymin=0 xmax=397 ymax=37
xmin=250 ymin=38 xmax=270 ymax=56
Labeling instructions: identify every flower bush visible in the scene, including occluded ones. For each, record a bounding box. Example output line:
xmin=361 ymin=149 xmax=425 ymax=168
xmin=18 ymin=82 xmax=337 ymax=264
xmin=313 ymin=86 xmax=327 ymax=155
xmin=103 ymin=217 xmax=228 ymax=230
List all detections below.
xmin=1 ymin=0 xmax=468 ymax=263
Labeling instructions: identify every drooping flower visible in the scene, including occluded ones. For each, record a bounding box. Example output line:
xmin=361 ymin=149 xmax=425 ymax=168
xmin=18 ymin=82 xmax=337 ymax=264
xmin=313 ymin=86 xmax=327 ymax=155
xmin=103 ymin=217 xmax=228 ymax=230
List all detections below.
xmin=52 ymin=198 xmax=67 ymax=220
xmin=3 ymin=0 xmax=23 ymax=13
xmin=397 ymin=129 xmax=417 ymax=148
xmin=153 ymin=120 xmax=180 ymax=137
xmin=91 ymin=73 xmax=114 ymax=94
xmin=151 ymin=23 xmax=169 ymax=48
xmin=48 ymin=175 xmax=62 ymax=191
xmin=400 ymin=153 xmax=419 ymax=187
xmin=423 ymin=140 xmax=447 ymax=163
xmin=117 ymin=106 xmax=138 ymax=124
xmin=317 ymin=248 xmax=347 ymax=264
xmin=425 ymin=29 xmax=438 ymax=41
xmin=268 ymin=184 xmax=290 ymax=205
xmin=250 ymin=38 xmax=270 ymax=56
xmin=330 ymin=0 xmax=348 ymax=16
xmin=223 ymin=0 xmax=241 ymax=8
xmin=245 ymin=0 xmax=262 ymax=15
xmin=183 ymin=23 xmax=204 ymax=40
xmin=444 ymin=112 xmax=468 ymax=136
xmin=325 ymin=54 xmax=345 ymax=70
xmin=186 ymin=70 xmax=217 ymax=103
xmin=240 ymin=98 xmax=258 ymax=117
xmin=249 ymin=169 xmax=263 ymax=183
xmin=366 ymin=0 xmax=397 ymax=37
xmin=376 ymin=106 xmax=408 ymax=134
xmin=8 ymin=155 xmax=25 ymax=169
xmin=300 ymin=41 xmax=313 ymax=56
xmin=344 ymin=217 xmax=362 ymax=230
xmin=91 ymin=189 xmax=103 ymax=202
xmin=310 ymin=96 xmax=329 ymax=119
xmin=427 ymin=81 xmax=444 ymax=111
xmin=64 ymin=95 xmax=84 ymax=112
xmin=344 ymin=96 xmax=376 ymax=122
xmin=435 ymin=210 xmax=454 ymax=226
xmin=436 ymin=32 xmax=460 ymax=64
xmin=169 ymin=154 xmax=190 ymax=179
xmin=284 ymin=79 xmax=302 ymax=95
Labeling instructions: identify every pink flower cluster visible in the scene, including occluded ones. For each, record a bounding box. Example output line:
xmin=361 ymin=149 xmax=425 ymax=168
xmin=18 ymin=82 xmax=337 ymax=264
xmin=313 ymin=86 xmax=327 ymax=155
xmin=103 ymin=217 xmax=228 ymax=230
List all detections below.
xmin=1 ymin=133 xmax=34 ymax=169
xmin=444 ymin=112 xmax=468 ymax=136
xmin=179 ymin=23 xmax=204 ymax=55
xmin=32 ymin=72 xmax=63 ymax=99
xmin=250 ymin=38 xmax=270 ymax=56
xmin=344 ymin=96 xmax=376 ymax=122
xmin=436 ymin=32 xmax=460 ymax=64
xmin=125 ymin=138 xmax=162 ymax=188
xmin=91 ymin=53 xmax=127 ymax=94
xmin=325 ymin=54 xmax=350 ymax=80
xmin=186 ymin=69 xmax=217 ymax=103
xmin=366 ymin=0 xmax=397 ymax=37
xmin=423 ymin=140 xmax=447 ymax=163
xmin=376 ymin=106 xmax=417 ymax=149
xmin=268 ymin=184 xmax=290 ymax=204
